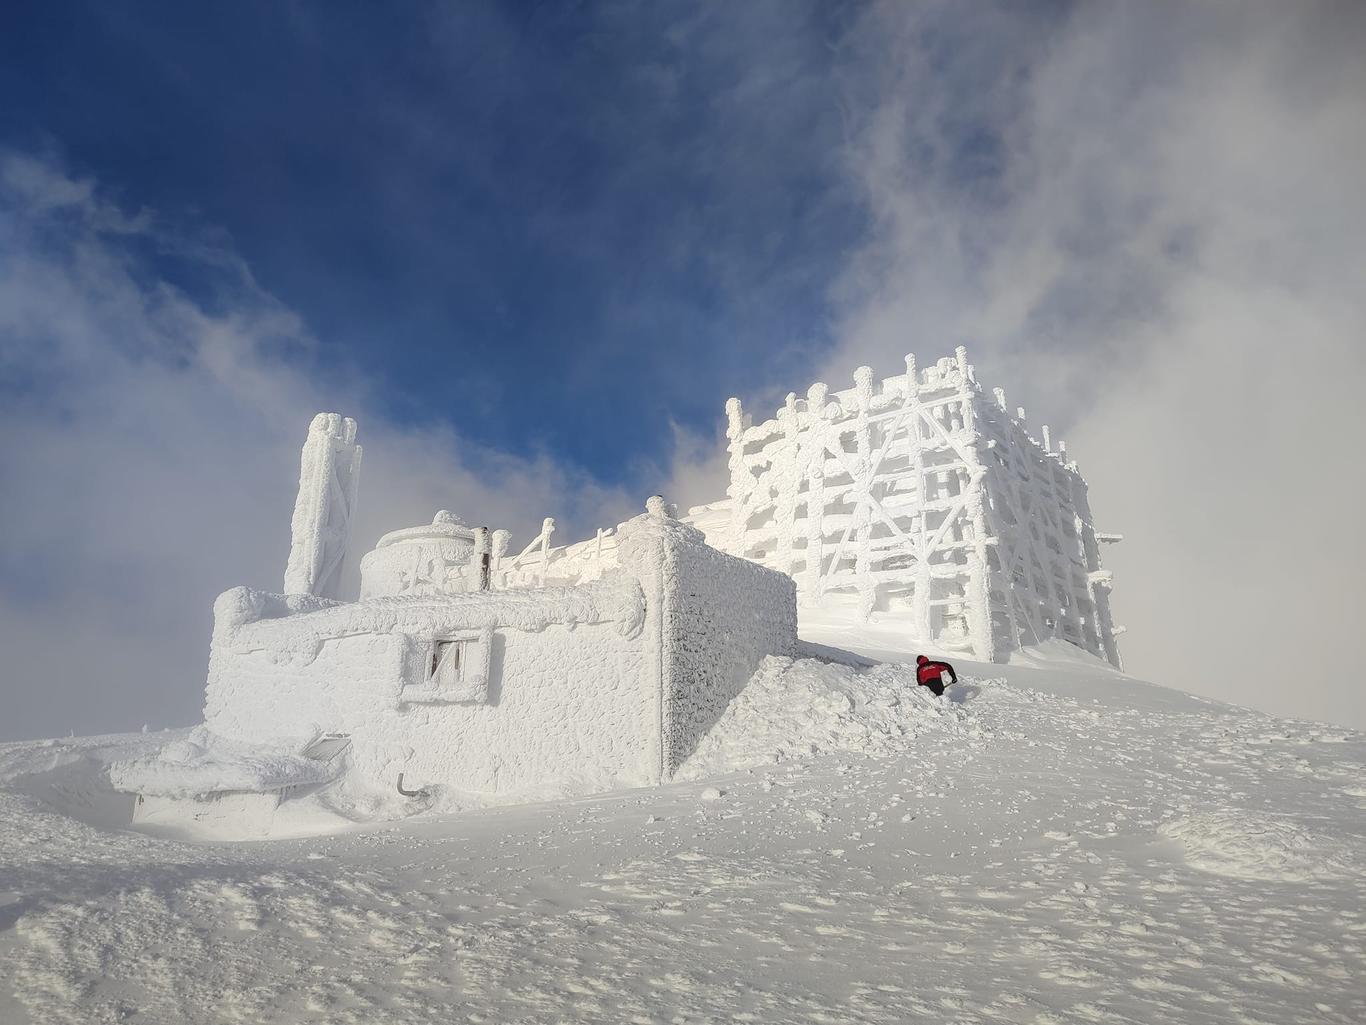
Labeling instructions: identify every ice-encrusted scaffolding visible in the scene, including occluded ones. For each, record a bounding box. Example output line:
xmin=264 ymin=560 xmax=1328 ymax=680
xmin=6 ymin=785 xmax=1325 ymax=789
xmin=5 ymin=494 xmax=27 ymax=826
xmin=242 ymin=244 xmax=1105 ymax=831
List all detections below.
xmin=687 ymin=348 xmax=1124 ymax=667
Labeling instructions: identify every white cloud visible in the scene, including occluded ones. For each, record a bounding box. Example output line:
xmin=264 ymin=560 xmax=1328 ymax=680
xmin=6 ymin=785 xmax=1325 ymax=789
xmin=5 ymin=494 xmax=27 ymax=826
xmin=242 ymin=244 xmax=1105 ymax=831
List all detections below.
xmin=816 ymin=1 xmax=1366 ymax=726
xmin=0 ymin=151 xmax=636 ymax=740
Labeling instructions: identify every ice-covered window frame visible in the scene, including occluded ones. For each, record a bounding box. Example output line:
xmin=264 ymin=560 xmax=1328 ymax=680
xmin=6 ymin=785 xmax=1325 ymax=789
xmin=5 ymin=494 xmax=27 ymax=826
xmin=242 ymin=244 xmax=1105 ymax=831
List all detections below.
xmin=429 ymin=640 xmax=464 ymax=686
xmin=400 ymin=625 xmax=494 ymax=704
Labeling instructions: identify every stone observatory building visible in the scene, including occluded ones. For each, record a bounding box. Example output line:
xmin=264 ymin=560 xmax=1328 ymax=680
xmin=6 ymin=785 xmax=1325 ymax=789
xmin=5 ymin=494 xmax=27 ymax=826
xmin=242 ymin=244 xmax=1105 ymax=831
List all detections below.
xmin=181 ymin=414 xmax=796 ymax=810
xmin=685 ymin=348 xmax=1124 ymax=669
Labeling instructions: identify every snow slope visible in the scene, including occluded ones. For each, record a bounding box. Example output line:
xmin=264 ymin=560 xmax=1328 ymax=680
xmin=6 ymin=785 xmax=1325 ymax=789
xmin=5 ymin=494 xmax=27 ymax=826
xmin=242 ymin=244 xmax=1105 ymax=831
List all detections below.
xmin=1 ymin=637 xmax=1364 ymax=1024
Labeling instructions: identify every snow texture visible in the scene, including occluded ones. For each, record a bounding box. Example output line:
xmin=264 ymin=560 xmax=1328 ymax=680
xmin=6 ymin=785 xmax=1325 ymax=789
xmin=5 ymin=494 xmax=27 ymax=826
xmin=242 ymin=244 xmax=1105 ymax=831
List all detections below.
xmin=3 ymin=641 xmax=1364 ymax=1024
xmin=1161 ymin=811 xmax=1357 ymax=882
xmin=678 ymin=655 xmax=980 ymax=779
xmin=688 ymin=349 xmax=1123 ymax=668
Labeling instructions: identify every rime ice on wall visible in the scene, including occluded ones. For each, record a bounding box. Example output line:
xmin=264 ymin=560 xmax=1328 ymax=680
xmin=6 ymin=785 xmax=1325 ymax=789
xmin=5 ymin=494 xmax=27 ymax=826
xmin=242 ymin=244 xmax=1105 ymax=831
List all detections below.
xmin=202 ymin=489 xmax=796 ymax=801
xmin=203 ymin=575 xmax=654 ymax=796
xmin=663 ymin=538 xmax=798 ymax=772
xmin=283 ymin=413 xmax=362 ymax=599
xmin=690 ymin=349 xmax=1123 ymax=668
xmin=617 ymin=502 xmax=798 ymax=778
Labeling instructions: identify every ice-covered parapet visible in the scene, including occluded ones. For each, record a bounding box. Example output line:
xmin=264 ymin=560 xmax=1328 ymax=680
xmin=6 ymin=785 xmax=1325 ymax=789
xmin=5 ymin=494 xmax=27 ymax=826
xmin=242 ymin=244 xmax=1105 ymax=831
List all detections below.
xmin=283 ymin=413 xmax=362 ymax=599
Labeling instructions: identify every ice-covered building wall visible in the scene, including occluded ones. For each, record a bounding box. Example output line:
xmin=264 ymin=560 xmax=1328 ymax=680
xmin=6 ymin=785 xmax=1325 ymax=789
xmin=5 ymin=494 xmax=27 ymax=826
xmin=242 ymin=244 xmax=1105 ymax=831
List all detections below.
xmin=628 ymin=500 xmax=800 ymax=774
xmin=203 ymin=489 xmax=797 ymax=799
xmin=203 ymin=578 xmax=653 ymax=796
xmin=686 ymin=349 xmax=1124 ymax=668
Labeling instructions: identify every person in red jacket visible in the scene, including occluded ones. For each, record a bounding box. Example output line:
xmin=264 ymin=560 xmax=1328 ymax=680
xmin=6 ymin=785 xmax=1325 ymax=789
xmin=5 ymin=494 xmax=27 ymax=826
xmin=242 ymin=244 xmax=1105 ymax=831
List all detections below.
xmin=915 ymin=654 xmax=957 ymax=696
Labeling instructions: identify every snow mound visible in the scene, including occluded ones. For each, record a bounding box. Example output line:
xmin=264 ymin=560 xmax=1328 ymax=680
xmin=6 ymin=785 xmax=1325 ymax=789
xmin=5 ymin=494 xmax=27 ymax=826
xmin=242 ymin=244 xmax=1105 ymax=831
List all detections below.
xmin=0 ymin=732 xmax=170 ymax=788
xmin=1161 ymin=811 xmax=1359 ymax=882
xmin=109 ymin=726 xmax=340 ymax=799
xmin=678 ymin=655 xmax=983 ymax=779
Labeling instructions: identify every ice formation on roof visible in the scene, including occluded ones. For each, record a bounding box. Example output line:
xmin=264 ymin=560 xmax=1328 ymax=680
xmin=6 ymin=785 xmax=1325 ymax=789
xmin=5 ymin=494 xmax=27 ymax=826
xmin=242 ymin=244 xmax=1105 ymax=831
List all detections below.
xmin=686 ymin=347 xmax=1124 ymax=668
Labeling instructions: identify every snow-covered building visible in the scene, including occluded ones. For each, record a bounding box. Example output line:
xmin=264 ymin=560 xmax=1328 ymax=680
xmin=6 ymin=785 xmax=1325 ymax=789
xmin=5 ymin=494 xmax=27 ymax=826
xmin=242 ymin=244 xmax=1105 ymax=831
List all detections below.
xmin=137 ymin=415 xmax=796 ymax=820
xmin=686 ymin=349 xmax=1124 ymax=668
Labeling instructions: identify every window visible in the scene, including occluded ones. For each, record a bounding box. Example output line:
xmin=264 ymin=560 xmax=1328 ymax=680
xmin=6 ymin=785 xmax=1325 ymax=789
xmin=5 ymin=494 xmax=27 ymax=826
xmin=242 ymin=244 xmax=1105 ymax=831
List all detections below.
xmin=428 ymin=640 xmax=464 ymax=688
xmin=402 ymin=626 xmax=494 ymax=705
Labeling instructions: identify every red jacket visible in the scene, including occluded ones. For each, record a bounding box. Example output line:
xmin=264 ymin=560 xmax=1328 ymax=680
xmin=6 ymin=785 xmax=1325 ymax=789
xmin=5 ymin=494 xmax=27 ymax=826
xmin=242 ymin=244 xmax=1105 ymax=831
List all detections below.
xmin=917 ymin=660 xmax=955 ymax=686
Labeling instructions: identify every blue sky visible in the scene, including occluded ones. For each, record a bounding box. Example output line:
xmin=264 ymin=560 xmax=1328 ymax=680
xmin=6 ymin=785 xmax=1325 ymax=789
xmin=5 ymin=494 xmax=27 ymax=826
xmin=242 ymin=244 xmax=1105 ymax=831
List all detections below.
xmin=1 ymin=1 xmax=872 ymax=484
xmin=2 ymin=2 xmax=1364 ymax=738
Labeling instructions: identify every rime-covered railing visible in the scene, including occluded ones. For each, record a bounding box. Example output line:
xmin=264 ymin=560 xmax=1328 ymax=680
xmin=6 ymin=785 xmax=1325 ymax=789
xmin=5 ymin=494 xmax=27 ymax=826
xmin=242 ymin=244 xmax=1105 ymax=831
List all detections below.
xmin=494 ymin=520 xmax=623 ymax=590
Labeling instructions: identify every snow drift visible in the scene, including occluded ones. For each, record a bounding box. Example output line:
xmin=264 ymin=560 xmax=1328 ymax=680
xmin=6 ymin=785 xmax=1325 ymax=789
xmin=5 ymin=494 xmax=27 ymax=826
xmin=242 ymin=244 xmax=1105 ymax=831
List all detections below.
xmin=678 ymin=656 xmax=986 ymax=779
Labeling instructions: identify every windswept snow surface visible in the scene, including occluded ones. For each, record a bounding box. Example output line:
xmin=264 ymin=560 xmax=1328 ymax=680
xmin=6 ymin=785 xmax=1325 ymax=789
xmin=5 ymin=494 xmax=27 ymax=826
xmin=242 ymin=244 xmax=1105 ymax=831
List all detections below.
xmin=2 ymin=642 xmax=1365 ymax=1024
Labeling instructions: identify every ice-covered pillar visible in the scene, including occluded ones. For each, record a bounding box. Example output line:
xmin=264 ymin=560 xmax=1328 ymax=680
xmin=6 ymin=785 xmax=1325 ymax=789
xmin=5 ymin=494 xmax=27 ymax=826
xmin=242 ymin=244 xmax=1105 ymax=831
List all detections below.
xmin=804 ymin=382 xmax=828 ymax=599
xmin=724 ymin=397 xmax=748 ymax=553
xmin=852 ymin=367 xmax=876 ymax=620
xmin=774 ymin=394 xmax=801 ymax=576
xmin=283 ymin=413 xmax=362 ymax=599
xmin=538 ymin=518 xmax=555 ymax=586
xmin=903 ymin=356 xmax=932 ymax=640
xmin=472 ymin=527 xmax=491 ymax=592
xmin=955 ymin=353 xmax=997 ymax=661
xmin=490 ymin=529 xmax=511 ymax=589
xmin=955 ymin=347 xmax=977 ymax=439
xmin=963 ymin=473 xmax=996 ymax=661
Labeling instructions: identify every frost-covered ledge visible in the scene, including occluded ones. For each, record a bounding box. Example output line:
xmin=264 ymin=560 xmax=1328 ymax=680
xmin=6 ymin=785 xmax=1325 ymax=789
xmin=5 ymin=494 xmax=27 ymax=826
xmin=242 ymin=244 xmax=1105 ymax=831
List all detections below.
xmin=213 ymin=574 xmax=645 ymax=659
